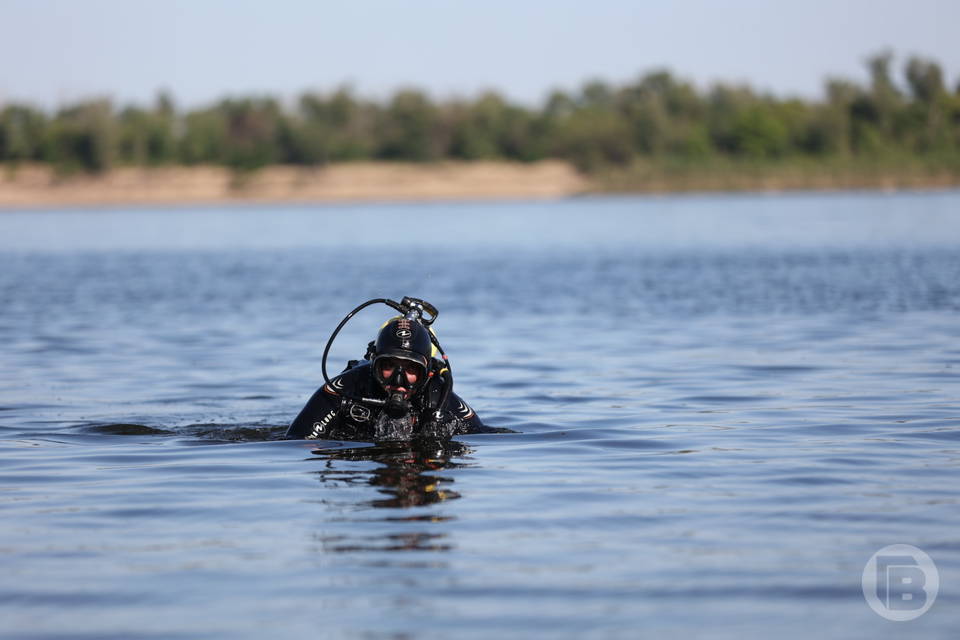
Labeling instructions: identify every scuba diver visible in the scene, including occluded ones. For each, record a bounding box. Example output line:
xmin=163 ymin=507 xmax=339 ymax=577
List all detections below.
xmin=286 ymin=297 xmax=485 ymax=441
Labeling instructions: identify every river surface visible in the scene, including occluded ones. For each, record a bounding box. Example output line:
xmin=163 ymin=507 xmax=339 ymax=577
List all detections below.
xmin=1 ymin=191 xmax=959 ymax=638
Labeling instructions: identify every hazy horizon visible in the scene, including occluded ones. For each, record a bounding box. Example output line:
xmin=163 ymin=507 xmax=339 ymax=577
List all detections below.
xmin=2 ymin=0 xmax=958 ymax=110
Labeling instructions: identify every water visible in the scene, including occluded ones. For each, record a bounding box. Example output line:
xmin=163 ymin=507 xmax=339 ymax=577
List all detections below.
xmin=1 ymin=191 xmax=959 ymax=638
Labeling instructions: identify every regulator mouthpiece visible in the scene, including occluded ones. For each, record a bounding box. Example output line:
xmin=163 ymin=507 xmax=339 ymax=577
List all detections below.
xmin=385 ymin=392 xmax=411 ymax=418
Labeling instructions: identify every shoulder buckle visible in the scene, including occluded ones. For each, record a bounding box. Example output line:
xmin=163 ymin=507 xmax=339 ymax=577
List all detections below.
xmin=348 ymin=403 xmax=372 ymax=423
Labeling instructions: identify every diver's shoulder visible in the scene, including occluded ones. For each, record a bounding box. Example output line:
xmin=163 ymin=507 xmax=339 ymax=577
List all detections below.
xmin=443 ymin=392 xmax=474 ymax=419
xmin=322 ymin=361 xmax=372 ymax=395
xmin=341 ymin=360 xmax=373 ymax=376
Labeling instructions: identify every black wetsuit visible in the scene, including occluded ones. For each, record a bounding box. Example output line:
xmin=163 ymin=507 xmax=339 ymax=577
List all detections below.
xmin=286 ymin=361 xmax=484 ymax=441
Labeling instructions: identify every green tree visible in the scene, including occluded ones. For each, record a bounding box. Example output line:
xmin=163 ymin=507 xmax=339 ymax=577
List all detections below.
xmin=905 ymin=57 xmax=945 ymax=104
xmin=731 ymin=105 xmax=790 ymax=158
xmin=46 ymin=100 xmax=116 ymax=173
xmin=706 ymin=84 xmax=756 ymax=154
xmin=377 ymin=89 xmax=444 ymax=161
xmin=290 ymin=88 xmax=377 ymax=164
xmin=579 ymin=79 xmax=615 ymax=110
xmin=554 ymin=107 xmax=633 ymax=171
xmin=447 ymin=99 xmax=500 ymax=160
xmin=116 ymin=98 xmax=176 ymax=166
xmin=180 ymin=107 xmax=227 ymax=165
xmin=620 ymin=90 xmax=669 ymax=155
xmin=448 ymin=92 xmax=543 ymax=161
xmin=543 ymin=90 xmax=576 ymax=120
xmin=863 ymin=51 xmax=903 ymax=145
xmin=0 ymin=104 xmax=47 ymax=163
xmin=901 ymin=57 xmax=951 ymax=153
xmin=218 ymin=98 xmax=282 ymax=170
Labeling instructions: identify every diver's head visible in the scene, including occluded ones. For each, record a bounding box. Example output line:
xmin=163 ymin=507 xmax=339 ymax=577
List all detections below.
xmin=372 ymin=318 xmax=432 ymax=414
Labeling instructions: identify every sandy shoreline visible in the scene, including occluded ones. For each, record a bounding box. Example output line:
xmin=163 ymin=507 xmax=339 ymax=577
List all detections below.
xmin=0 ymin=161 xmax=588 ymax=210
xmin=2 ymin=160 xmax=958 ymax=210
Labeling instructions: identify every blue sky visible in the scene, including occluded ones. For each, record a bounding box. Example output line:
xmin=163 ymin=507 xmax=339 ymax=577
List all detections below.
xmin=2 ymin=0 xmax=958 ymax=109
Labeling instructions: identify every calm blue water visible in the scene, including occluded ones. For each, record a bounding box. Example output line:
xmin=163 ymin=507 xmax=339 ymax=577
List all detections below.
xmin=1 ymin=192 xmax=959 ymax=638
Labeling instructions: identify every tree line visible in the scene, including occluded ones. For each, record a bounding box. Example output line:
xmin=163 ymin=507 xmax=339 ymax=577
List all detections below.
xmin=1 ymin=53 xmax=958 ymax=174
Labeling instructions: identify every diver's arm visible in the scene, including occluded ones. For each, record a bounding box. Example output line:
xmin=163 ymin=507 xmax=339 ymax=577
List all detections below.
xmin=286 ymin=384 xmax=343 ymax=439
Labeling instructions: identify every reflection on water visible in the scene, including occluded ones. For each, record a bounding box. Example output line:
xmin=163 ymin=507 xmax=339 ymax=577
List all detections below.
xmin=306 ymin=442 xmax=468 ymax=554
xmin=311 ymin=442 xmax=468 ymax=509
